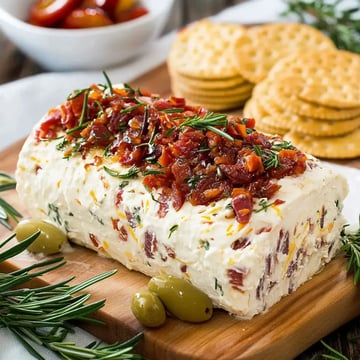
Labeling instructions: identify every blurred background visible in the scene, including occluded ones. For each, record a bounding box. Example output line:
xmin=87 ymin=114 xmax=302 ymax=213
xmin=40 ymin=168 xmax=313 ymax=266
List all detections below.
xmin=0 ymin=0 xmax=249 ymax=84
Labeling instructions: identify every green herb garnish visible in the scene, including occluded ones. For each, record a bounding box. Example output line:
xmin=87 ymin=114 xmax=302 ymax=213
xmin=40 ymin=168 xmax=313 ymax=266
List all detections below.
xmin=0 ymin=173 xmax=22 ymax=230
xmin=104 ymin=165 xmax=140 ymax=179
xmin=179 ymin=113 xmax=234 ymax=142
xmin=160 ymin=108 xmax=185 ymax=113
xmin=102 ymin=70 xmax=113 ymax=95
xmin=0 ymin=175 xmax=143 ymax=359
xmin=185 ymin=175 xmax=204 ymax=190
xmin=253 ymin=140 xmax=295 ymax=170
xmin=142 ymin=168 xmax=166 ymax=176
xmin=0 ymin=233 xmax=143 ymax=359
xmin=320 ymin=340 xmax=349 ymax=360
xmin=340 ymin=216 xmax=360 ymax=284
xmin=168 ymin=224 xmax=179 ymax=238
xmin=67 ymin=87 xmax=91 ymax=101
xmin=120 ymin=103 xmax=142 ymax=114
xmin=253 ymin=146 xmax=281 ymax=170
xmin=282 ymin=0 xmax=360 ymax=53
xmin=254 ymin=198 xmax=274 ymax=213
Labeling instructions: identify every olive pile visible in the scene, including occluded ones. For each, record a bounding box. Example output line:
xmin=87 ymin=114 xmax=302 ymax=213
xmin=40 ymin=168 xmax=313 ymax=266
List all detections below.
xmin=131 ymin=275 xmax=213 ymax=327
xmin=14 ymin=219 xmax=214 ymax=327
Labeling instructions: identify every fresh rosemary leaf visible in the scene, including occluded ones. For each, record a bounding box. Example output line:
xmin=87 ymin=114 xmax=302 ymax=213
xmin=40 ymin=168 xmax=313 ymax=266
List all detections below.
xmin=0 ymin=172 xmax=17 ymax=191
xmin=48 ymin=332 xmax=143 ymax=359
xmin=254 ymin=199 xmax=273 ymax=213
xmin=142 ymin=168 xmax=166 ymax=176
xmin=0 ymin=232 xmax=39 ymax=263
xmin=160 ymin=107 xmax=185 ymax=113
xmin=104 ymin=165 xmax=140 ymax=179
xmin=179 ymin=113 xmax=234 ymax=142
xmin=0 ymin=234 xmax=142 ymax=359
xmin=67 ymin=88 xmax=91 ymax=101
xmin=0 ymin=173 xmax=22 ymax=229
xmin=102 ymin=70 xmax=113 ymax=95
xmin=320 ymin=340 xmax=349 ymax=360
xmin=282 ymin=0 xmax=360 ymax=53
xmin=206 ymin=125 xmax=234 ymax=142
xmin=168 ymin=224 xmax=179 ymax=238
xmin=120 ymin=103 xmax=142 ymax=114
xmin=340 ymin=216 xmax=360 ymax=284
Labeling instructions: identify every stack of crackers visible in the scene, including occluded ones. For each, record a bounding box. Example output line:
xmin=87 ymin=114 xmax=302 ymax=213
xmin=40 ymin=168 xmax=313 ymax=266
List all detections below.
xmin=168 ymin=20 xmax=360 ymax=159
xmin=168 ymin=20 xmax=254 ymax=111
xmin=244 ymin=48 xmax=360 ymax=159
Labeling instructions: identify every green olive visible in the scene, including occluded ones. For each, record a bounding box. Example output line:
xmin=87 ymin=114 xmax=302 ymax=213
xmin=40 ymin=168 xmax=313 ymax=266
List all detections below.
xmin=131 ymin=289 xmax=166 ymax=327
xmin=148 ymin=275 xmax=213 ymax=323
xmin=15 ymin=219 xmax=67 ymax=255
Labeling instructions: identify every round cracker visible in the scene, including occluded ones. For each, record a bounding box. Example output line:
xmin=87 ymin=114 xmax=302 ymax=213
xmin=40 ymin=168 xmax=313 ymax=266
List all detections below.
xmin=269 ymin=50 xmax=360 ymax=108
xmin=172 ymin=85 xmax=247 ymax=111
xmin=168 ymin=19 xmax=246 ymax=79
xmin=290 ymin=115 xmax=360 ymax=136
xmin=233 ymin=23 xmax=335 ymax=83
xmin=168 ymin=69 xmax=248 ymax=90
xmin=262 ymin=111 xmax=360 ymax=137
xmin=270 ymin=78 xmax=360 ymax=120
xmin=243 ymin=98 xmax=287 ymax=135
xmin=285 ymin=128 xmax=360 ymax=159
xmin=172 ymin=77 xmax=254 ymax=99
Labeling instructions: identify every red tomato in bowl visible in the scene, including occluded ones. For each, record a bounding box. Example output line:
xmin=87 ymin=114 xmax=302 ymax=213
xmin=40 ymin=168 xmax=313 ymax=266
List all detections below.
xmin=115 ymin=5 xmax=148 ymax=23
xmin=29 ymin=0 xmax=81 ymax=27
xmin=80 ymin=0 xmax=118 ymax=13
xmin=61 ymin=7 xmax=113 ymax=28
xmin=29 ymin=0 xmax=148 ymax=28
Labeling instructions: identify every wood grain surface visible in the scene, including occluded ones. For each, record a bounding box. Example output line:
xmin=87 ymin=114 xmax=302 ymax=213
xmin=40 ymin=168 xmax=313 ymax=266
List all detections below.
xmin=1 ymin=63 xmax=360 ymax=360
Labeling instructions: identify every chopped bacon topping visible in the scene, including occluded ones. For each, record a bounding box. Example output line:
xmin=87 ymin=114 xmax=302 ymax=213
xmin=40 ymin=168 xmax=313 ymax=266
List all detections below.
xmin=37 ymin=83 xmax=308 ymax=224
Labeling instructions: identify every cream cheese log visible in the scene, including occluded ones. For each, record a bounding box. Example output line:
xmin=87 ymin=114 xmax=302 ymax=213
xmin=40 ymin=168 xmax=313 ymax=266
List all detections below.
xmin=15 ymin=83 xmax=348 ymax=319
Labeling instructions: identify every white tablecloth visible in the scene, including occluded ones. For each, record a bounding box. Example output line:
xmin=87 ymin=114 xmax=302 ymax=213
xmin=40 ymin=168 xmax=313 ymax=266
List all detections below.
xmin=0 ymin=0 xmax=359 ymax=359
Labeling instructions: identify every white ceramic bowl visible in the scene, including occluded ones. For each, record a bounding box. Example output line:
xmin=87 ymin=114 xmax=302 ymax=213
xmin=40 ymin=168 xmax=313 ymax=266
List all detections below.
xmin=0 ymin=0 xmax=174 ymax=71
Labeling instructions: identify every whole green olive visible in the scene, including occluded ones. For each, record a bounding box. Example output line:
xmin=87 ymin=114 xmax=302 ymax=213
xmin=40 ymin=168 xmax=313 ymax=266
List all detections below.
xmin=15 ymin=219 xmax=67 ymax=255
xmin=131 ymin=289 xmax=166 ymax=327
xmin=148 ymin=275 xmax=213 ymax=323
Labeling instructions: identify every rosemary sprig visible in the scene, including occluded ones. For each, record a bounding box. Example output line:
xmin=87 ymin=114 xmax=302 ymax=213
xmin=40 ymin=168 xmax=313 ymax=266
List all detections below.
xmin=253 ymin=140 xmax=295 ymax=170
xmin=47 ymin=334 xmax=143 ymax=359
xmin=179 ymin=113 xmax=234 ymax=142
xmin=160 ymin=107 xmax=185 ymax=113
xmin=282 ymin=0 xmax=360 ymax=53
xmin=254 ymin=198 xmax=274 ymax=213
xmin=0 ymin=232 xmax=143 ymax=359
xmin=340 ymin=215 xmax=360 ymax=285
xmin=0 ymin=174 xmax=143 ymax=359
xmin=320 ymin=340 xmax=349 ymax=360
xmin=252 ymin=146 xmax=281 ymax=170
xmin=102 ymin=70 xmax=113 ymax=95
xmin=0 ymin=173 xmax=22 ymax=230
xmin=104 ymin=165 xmax=141 ymax=179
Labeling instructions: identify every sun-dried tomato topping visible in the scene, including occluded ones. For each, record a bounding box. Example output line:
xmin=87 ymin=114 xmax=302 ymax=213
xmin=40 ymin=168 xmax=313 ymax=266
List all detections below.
xmin=37 ymin=82 xmax=308 ymax=224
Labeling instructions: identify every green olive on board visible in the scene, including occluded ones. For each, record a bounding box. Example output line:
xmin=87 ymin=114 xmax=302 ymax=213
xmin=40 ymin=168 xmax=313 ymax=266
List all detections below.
xmin=131 ymin=289 xmax=167 ymax=327
xmin=148 ymin=275 xmax=213 ymax=323
xmin=15 ymin=219 xmax=67 ymax=255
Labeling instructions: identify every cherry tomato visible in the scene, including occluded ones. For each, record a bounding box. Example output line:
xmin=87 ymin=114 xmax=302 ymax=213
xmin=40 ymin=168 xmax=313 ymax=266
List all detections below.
xmin=80 ymin=0 xmax=118 ymax=12
xmin=116 ymin=0 xmax=135 ymax=12
xmin=95 ymin=0 xmax=119 ymax=13
xmin=115 ymin=5 xmax=148 ymax=23
xmin=29 ymin=0 xmax=81 ymax=27
xmin=61 ymin=7 xmax=113 ymax=28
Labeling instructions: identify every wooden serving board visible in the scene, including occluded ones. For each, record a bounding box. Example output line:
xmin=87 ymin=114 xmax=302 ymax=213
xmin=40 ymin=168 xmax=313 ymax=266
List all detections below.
xmin=1 ymin=64 xmax=360 ymax=360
